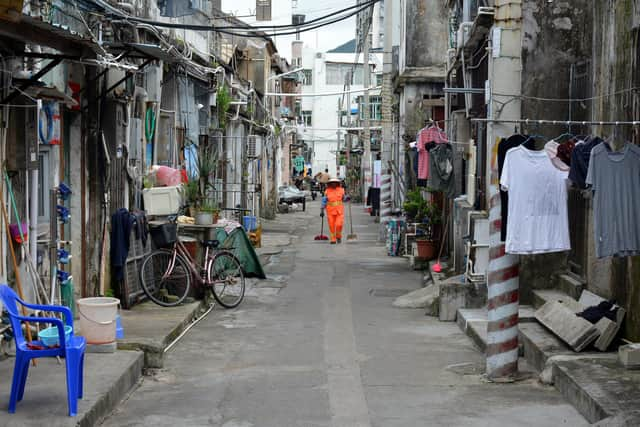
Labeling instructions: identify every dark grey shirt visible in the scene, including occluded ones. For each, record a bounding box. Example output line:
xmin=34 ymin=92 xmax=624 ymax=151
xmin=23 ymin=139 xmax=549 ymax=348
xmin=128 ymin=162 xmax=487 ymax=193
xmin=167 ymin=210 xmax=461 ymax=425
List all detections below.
xmin=586 ymin=143 xmax=640 ymax=258
xmin=427 ymin=143 xmax=455 ymax=197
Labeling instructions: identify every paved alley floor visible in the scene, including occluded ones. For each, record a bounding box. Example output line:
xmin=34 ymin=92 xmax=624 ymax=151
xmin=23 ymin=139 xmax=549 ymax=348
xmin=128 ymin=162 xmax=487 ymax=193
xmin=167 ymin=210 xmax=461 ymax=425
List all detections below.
xmin=102 ymin=201 xmax=587 ymax=427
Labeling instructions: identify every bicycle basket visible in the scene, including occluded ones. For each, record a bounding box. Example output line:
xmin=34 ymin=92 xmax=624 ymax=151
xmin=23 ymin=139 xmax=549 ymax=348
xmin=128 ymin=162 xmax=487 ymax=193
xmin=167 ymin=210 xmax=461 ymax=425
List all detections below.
xmin=150 ymin=223 xmax=177 ymax=248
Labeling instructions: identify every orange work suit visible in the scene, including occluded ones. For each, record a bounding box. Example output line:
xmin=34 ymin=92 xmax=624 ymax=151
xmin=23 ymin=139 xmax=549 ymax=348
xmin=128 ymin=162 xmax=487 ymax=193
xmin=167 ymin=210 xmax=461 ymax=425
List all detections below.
xmin=325 ymin=186 xmax=345 ymax=242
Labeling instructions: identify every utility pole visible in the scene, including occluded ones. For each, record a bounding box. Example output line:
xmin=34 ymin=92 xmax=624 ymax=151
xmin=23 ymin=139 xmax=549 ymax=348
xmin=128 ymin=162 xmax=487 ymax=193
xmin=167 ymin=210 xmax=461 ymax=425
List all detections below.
xmin=380 ymin=0 xmax=394 ymax=226
xmin=362 ymin=16 xmax=372 ymax=200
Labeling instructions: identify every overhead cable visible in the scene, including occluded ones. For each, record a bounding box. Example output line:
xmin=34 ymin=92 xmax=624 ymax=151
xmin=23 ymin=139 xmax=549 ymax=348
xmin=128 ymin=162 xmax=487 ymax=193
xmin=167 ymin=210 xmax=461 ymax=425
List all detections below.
xmin=87 ymin=0 xmax=380 ymax=37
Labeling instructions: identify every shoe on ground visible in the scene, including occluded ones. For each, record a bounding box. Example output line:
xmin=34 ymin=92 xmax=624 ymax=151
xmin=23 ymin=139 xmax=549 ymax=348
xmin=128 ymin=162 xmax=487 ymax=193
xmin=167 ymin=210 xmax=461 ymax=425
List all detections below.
xmin=330 ymin=241 xmax=336 ymax=245
xmin=337 ymin=238 xmax=342 ymax=243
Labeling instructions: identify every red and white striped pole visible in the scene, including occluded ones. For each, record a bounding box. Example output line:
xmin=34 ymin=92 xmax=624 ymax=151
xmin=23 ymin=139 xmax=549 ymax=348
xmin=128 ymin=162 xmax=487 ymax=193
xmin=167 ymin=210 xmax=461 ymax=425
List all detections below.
xmin=485 ymin=1 xmax=522 ymax=380
xmin=486 ymin=139 xmax=520 ymax=380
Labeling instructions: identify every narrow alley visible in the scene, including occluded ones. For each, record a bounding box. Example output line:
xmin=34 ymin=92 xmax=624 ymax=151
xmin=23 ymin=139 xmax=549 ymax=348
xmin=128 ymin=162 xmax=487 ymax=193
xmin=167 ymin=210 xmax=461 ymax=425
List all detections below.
xmin=101 ymin=202 xmax=586 ymax=427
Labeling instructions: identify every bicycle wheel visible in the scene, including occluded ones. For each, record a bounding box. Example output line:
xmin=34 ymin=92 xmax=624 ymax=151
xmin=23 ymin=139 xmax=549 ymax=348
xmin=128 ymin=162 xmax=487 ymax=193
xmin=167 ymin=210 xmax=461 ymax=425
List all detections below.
xmin=140 ymin=249 xmax=191 ymax=307
xmin=207 ymin=251 xmax=245 ymax=308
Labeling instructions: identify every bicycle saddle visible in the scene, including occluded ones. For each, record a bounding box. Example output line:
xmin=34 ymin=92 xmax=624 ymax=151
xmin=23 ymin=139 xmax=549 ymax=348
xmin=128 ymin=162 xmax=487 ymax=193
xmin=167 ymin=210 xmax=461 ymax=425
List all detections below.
xmin=202 ymin=240 xmax=220 ymax=248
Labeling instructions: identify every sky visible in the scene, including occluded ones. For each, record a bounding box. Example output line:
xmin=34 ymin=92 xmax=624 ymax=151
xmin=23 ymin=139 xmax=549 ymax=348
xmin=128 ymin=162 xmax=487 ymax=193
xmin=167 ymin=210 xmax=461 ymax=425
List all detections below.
xmin=220 ymin=0 xmax=357 ymax=60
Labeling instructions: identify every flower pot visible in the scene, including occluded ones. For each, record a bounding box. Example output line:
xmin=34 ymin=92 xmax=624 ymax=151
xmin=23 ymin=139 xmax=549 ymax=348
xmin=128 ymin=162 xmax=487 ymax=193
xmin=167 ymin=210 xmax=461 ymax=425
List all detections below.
xmin=195 ymin=211 xmax=214 ymax=225
xmin=416 ymin=239 xmax=437 ymax=260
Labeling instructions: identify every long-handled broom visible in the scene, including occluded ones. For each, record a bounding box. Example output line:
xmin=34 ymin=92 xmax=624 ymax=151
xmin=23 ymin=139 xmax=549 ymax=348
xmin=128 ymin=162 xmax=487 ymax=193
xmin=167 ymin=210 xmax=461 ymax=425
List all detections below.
xmin=314 ymin=211 xmax=329 ymax=241
xmin=346 ymin=200 xmax=357 ymax=241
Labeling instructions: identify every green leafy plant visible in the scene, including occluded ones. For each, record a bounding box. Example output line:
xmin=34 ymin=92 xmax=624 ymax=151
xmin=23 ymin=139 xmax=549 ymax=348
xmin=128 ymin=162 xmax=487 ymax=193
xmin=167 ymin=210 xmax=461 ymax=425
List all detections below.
xmin=216 ymin=84 xmax=232 ymax=129
xmin=199 ymin=201 xmax=219 ymax=214
xmin=182 ymin=178 xmax=200 ymax=208
xmin=403 ymin=189 xmax=441 ymax=224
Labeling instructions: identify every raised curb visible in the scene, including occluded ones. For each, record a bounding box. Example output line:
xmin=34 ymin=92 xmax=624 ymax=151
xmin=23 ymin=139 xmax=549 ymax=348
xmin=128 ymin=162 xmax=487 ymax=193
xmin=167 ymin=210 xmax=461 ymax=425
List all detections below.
xmin=552 ymin=357 xmax=634 ymax=424
xmin=80 ymin=350 xmax=144 ymax=427
xmin=118 ymin=300 xmax=207 ymax=368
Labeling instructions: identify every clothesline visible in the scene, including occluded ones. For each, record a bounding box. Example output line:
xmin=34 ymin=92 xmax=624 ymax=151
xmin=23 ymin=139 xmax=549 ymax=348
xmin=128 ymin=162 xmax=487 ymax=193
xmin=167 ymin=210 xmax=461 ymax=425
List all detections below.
xmin=0 ymin=104 xmax=39 ymax=108
xmin=470 ymin=118 xmax=640 ymax=126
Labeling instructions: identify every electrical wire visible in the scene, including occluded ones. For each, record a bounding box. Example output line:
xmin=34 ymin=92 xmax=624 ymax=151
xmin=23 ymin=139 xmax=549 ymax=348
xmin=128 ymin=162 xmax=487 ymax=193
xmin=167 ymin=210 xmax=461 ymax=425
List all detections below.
xmin=86 ymin=0 xmax=379 ymax=38
xmin=492 ymin=87 xmax=640 ymax=103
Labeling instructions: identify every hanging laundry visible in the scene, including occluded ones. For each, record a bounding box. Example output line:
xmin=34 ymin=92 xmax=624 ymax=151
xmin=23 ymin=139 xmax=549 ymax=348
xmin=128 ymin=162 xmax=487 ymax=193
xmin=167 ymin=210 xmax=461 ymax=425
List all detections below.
xmin=544 ymin=140 xmax=570 ymax=172
xmin=416 ymin=125 xmax=447 ymax=181
xmin=586 ymin=142 xmax=640 ymax=258
xmin=500 ymin=145 xmax=571 ymax=254
xmin=110 ymin=208 xmax=133 ymax=282
xmin=427 ymin=143 xmax=455 ymax=197
xmin=569 ymin=136 xmax=603 ymax=188
xmin=556 ymin=138 xmax=576 ymax=166
xmin=498 ymin=135 xmax=529 ymax=241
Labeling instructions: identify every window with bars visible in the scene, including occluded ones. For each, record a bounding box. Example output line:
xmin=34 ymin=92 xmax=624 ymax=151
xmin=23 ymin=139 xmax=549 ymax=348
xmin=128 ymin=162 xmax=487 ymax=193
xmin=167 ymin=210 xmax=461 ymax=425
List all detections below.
xmin=302 ymin=69 xmax=313 ymax=86
xmin=301 ymin=110 xmax=312 ymax=127
xmin=358 ymin=96 xmax=382 ymax=121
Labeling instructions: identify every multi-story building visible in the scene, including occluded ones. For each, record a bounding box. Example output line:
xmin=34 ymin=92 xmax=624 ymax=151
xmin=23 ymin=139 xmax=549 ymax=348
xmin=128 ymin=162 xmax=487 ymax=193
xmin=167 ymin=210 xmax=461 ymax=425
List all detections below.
xmin=297 ymin=41 xmax=382 ymax=178
xmin=0 ymin=0 xmax=291 ymax=308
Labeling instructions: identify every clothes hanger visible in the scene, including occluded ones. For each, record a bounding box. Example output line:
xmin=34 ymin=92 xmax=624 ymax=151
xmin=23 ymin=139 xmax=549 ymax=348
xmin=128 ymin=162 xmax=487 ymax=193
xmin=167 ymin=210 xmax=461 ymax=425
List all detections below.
xmin=554 ymin=132 xmax=575 ymax=143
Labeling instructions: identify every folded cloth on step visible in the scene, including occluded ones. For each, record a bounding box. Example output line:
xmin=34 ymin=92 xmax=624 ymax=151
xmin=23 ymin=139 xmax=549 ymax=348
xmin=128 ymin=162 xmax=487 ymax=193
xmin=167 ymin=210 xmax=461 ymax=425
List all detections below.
xmin=576 ymin=300 xmax=618 ymax=324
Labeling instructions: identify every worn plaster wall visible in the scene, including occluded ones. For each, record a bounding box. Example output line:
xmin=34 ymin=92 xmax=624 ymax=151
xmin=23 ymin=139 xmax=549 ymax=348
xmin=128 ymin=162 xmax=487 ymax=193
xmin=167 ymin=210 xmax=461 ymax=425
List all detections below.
xmin=591 ymin=0 xmax=640 ymax=341
xmin=404 ymin=0 xmax=448 ymax=70
xmin=515 ymin=0 xmax=592 ymax=301
xmin=521 ymin=0 xmax=593 ymax=130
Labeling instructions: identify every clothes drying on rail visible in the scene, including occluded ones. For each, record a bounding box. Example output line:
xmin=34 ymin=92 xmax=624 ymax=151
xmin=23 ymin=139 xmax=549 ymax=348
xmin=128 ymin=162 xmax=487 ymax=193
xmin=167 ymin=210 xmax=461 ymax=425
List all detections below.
xmin=416 ymin=125 xmax=447 ymax=181
xmin=569 ymin=136 xmax=604 ymax=189
xmin=427 ymin=142 xmax=455 ymax=197
xmin=500 ymin=145 xmax=571 ymax=254
xmin=586 ymin=142 xmax=640 ymax=258
xmin=497 ymin=134 xmax=529 ymax=241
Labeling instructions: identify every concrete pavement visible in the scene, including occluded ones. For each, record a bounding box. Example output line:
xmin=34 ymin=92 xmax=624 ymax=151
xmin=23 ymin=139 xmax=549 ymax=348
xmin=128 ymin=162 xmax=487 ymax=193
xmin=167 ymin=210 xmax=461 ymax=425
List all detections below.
xmin=102 ymin=201 xmax=587 ymax=427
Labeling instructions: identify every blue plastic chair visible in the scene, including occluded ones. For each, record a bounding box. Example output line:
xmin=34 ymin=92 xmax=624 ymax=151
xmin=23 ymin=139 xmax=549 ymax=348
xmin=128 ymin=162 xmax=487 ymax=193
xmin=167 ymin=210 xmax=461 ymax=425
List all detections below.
xmin=0 ymin=284 xmax=85 ymax=416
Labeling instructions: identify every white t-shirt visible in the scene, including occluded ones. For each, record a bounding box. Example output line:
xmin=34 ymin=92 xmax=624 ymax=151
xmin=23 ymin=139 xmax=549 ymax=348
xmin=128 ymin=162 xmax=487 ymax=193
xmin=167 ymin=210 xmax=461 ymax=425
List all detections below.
xmin=500 ymin=145 xmax=571 ymax=254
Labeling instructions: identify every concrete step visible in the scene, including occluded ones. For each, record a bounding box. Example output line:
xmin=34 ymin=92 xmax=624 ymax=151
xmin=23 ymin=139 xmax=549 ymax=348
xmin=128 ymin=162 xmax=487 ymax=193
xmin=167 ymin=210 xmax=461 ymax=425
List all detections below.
xmin=557 ymin=272 xmax=585 ymax=300
xmin=0 ymin=350 xmax=143 ymax=426
xmin=553 ymin=356 xmax=639 ymax=424
xmin=456 ymin=306 xmax=537 ymax=352
xmin=518 ymin=322 xmax=573 ymax=372
xmin=532 ymin=289 xmax=575 ymax=310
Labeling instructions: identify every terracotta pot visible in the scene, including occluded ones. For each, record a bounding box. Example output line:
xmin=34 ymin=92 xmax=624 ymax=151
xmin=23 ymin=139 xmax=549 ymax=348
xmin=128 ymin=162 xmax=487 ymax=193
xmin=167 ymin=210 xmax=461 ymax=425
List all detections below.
xmin=416 ymin=239 xmax=437 ymax=260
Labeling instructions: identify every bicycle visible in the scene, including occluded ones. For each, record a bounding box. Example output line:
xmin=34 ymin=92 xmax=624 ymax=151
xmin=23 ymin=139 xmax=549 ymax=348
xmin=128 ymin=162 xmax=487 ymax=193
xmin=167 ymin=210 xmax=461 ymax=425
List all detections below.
xmin=139 ymin=215 xmax=245 ymax=308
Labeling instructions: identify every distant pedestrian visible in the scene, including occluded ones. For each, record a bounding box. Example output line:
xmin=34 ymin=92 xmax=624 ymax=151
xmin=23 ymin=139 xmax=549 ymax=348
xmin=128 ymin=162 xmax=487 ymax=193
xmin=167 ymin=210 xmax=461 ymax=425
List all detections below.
xmin=315 ymin=168 xmax=330 ymax=194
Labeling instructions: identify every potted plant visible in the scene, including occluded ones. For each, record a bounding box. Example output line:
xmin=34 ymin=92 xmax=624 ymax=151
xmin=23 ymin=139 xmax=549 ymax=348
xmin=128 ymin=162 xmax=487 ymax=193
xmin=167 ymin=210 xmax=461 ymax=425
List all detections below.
xmin=404 ymin=190 xmax=442 ymax=260
xmin=195 ymin=201 xmax=219 ymax=225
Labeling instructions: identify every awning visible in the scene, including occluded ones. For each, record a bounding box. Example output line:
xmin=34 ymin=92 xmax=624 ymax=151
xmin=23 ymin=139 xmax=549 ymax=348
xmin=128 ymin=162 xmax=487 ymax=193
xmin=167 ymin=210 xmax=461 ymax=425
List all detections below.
xmin=24 ymin=86 xmax=78 ymax=107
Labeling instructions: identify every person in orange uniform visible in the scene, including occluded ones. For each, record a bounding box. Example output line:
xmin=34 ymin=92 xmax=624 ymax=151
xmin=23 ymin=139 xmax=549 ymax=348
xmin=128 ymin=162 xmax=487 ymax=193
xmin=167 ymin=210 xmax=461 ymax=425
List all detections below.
xmin=321 ymin=177 xmax=347 ymax=244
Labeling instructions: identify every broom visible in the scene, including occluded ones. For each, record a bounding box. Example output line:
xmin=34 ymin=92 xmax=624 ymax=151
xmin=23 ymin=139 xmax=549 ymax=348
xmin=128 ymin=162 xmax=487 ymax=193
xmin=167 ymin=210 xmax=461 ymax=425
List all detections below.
xmin=346 ymin=200 xmax=357 ymax=241
xmin=314 ymin=210 xmax=329 ymax=241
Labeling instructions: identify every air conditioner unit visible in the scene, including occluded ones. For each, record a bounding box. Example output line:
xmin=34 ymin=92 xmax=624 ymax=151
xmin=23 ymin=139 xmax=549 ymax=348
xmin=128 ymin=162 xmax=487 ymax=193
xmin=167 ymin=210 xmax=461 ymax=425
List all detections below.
xmin=457 ymin=22 xmax=473 ymax=49
xmin=247 ymin=135 xmax=258 ymax=158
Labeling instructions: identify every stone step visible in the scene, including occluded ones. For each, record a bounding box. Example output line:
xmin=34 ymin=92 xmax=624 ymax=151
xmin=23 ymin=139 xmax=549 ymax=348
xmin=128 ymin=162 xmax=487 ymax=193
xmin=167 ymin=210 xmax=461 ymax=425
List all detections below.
xmin=553 ymin=356 xmax=638 ymax=424
xmin=532 ymin=289 xmax=575 ymax=310
xmin=456 ymin=306 xmax=537 ymax=353
xmin=557 ymin=272 xmax=585 ymax=300
xmin=518 ymin=322 xmax=573 ymax=372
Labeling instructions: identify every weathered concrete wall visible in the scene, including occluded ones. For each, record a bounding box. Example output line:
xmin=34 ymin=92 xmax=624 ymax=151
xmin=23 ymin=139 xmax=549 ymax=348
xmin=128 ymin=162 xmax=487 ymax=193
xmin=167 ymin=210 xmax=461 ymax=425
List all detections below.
xmin=404 ymin=0 xmax=448 ymax=69
xmin=590 ymin=0 xmax=640 ymax=341
xmin=521 ymin=0 xmax=593 ymax=131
